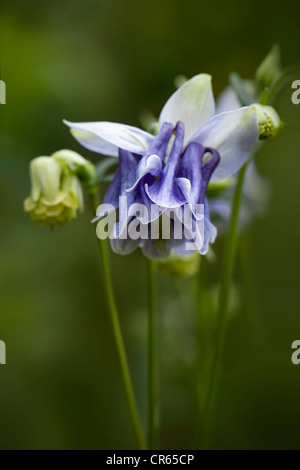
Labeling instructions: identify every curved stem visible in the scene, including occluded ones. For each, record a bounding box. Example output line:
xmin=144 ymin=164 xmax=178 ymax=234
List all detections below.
xmin=147 ymin=258 xmax=158 ymax=450
xmin=200 ymin=161 xmax=249 ymax=449
xmin=198 ymin=66 xmax=296 ymax=448
xmin=92 ymin=193 xmax=147 ymax=450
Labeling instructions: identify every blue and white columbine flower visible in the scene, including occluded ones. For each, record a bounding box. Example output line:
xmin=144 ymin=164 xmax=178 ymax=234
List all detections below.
xmin=65 ymin=74 xmax=260 ymax=258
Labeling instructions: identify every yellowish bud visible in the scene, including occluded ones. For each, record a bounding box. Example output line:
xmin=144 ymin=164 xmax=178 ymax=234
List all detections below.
xmin=24 ymin=150 xmax=92 ymax=228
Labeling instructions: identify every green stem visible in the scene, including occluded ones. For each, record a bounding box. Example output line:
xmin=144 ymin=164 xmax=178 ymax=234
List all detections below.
xmin=92 ymin=193 xmax=147 ymax=450
xmin=201 ymin=161 xmax=249 ymax=449
xmin=193 ymin=261 xmax=208 ymax=447
xmin=147 ymin=258 xmax=158 ymax=450
xmin=238 ymin=232 xmax=262 ymax=346
xmin=198 ymin=65 xmax=296 ymax=448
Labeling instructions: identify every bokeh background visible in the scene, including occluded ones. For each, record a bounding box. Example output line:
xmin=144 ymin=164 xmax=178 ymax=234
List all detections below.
xmin=0 ymin=0 xmax=300 ymax=450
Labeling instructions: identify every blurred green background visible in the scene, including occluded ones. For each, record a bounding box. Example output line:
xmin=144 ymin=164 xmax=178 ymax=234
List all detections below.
xmin=0 ymin=0 xmax=300 ymax=450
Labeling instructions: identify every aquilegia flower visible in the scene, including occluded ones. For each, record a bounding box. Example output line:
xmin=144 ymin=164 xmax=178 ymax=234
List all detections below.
xmin=24 ymin=149 xmax=94 ymax=228
xmin=65 ymin=74 xmax=261 ymax=258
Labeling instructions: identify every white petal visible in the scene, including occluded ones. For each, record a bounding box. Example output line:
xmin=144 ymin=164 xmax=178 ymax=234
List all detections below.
xmin=191 ymin=106 xmax=259 ymax=181
xmin=216 ymin=86 xmax=240 ymax=114
xmin=158 ymin=74 xmax=215 ymax=147
xmin=64 ymin=120 xmax=154 ymax=156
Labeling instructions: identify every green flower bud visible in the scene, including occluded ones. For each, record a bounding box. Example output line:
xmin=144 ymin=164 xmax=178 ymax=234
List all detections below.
xmin=255 ymin=44 xmax=281 ymax=87
xmin=24 ymin=150 xmax=92 ymax=228
xmin=157 ymin=252 xmax=201 ymax=277
xmin=254 ymin=104 xmax=282 ymax=140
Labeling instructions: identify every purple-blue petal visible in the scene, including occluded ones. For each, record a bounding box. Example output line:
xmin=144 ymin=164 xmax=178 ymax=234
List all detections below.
xmin=147 ymin=121 xmax=186 ymax=208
